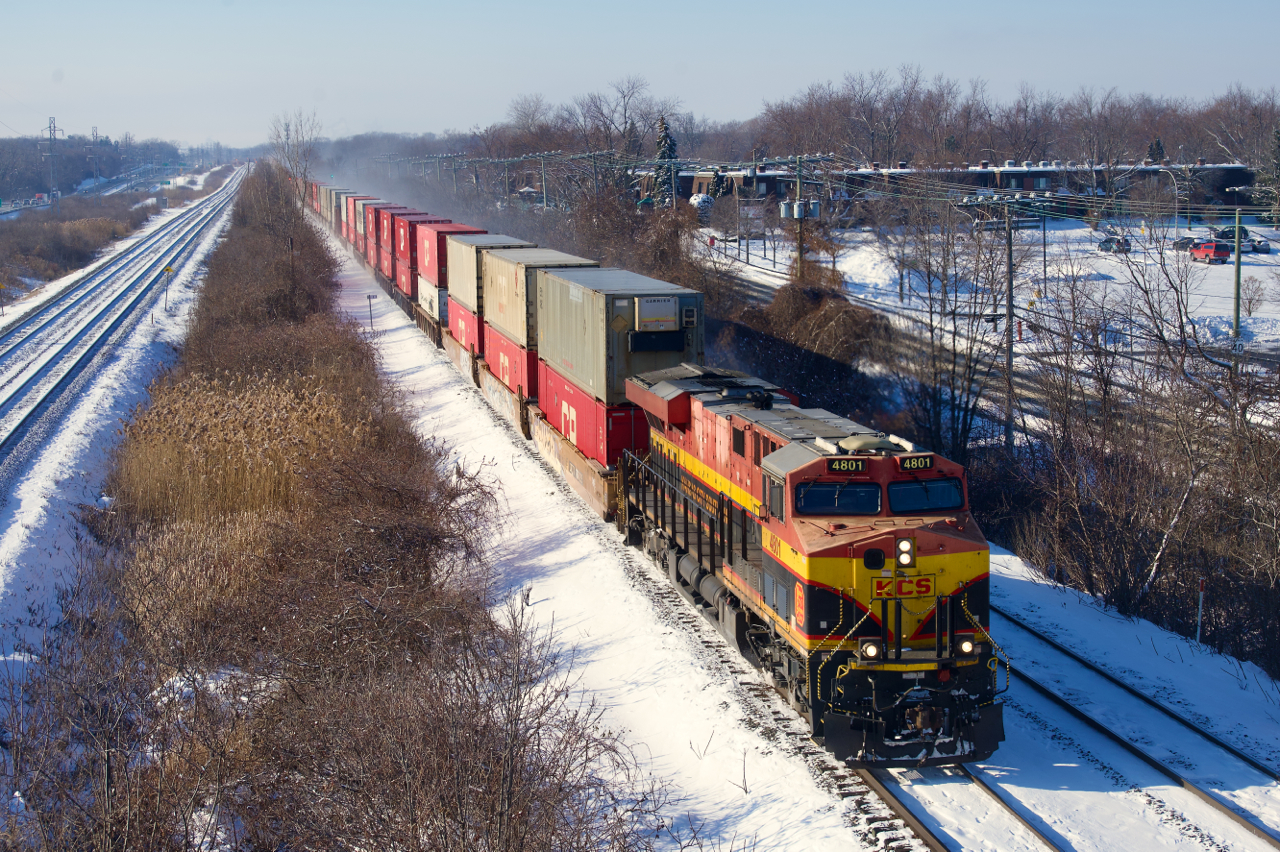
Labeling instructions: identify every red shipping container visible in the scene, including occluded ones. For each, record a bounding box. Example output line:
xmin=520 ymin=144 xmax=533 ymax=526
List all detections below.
xmin=393 ymin=213 xmax=449 ymax=264
xmin=380 ymin=248 xmax=395 ymax=281
xmin=449 ymin=298 xmax=483 ymax=356
xmin=484 ymin=323 xmax=539 ymax=400
xmin=379 ymin=207 xmax=417 ymax=255
xmin=346 ymin=196 xmax=374 ymax=246
xmin=416 ymin=222 xmax=487 ymax=287
xmin=396 ymin=258 xmax=415 ymax=299
xmin=537 ymin=361 xmax=649 ymax=468
xmin=364 ymin=203 xmax=402 ymax=263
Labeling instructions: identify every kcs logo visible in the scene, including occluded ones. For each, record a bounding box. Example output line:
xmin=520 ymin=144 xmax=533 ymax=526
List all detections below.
xmin=872 ymin=577 xmax=934 ymax=598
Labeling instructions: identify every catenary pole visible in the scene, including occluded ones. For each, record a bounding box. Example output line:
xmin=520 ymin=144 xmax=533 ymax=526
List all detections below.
xmin=1005 ymin=204 xmax=1015 ymax=452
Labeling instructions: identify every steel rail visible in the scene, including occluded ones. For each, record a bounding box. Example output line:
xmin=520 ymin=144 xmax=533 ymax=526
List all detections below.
xmin=1010 ymin=661 xmax=1280 ymax=849
xmin=0 ymin=174 xmax=242 ymax=358
xmin=991 ymin=605 xmax=1280 ymax=782
xmin=953 ymin=764 xmax=1068 ymax=851
xmin=857 ymin=769 xmax=951 ymax=852
xmin=0 ymin=175 xmax=240 ymax=464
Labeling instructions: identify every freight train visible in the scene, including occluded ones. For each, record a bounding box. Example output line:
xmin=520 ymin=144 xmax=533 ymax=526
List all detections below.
xmin=304 ymin=179 xmax=1006 ymax=767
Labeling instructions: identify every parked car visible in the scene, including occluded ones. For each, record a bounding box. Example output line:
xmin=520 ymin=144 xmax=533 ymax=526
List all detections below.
xmin=1098 ymin=236 xmax=1131 ymax=253
xmin=1214 ymin=225 xmax=1250 ymax=242
xmin=1249 ymin=237 xmax=1271 ymax=254
xmin=1171 ymin=236 xmax=1200 ymax=251
xmin=1190 ymin=240 xmax=1231 ymax=263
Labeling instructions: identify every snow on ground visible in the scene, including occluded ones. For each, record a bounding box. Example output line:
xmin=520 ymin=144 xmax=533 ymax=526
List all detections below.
xmin=331 ymin=253 xmax=864 ymax=850
xmin=0 ymin=197 xmax=1275 ymax=848
xmin=705 ymin=215 xmax=1280 ymax=353
xmin=0 ymin=199 xmax=230 ymax=636
xmin=333 ymin=242 xmax=1280 ymax=849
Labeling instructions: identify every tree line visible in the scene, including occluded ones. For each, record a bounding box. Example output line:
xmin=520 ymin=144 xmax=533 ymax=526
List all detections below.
xmin=318 ymin=71 xmax=1280 ymax=179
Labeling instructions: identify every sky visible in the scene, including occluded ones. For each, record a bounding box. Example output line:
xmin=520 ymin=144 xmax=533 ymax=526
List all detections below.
xmin=2 ymin=0 xmax=1276 ymax=150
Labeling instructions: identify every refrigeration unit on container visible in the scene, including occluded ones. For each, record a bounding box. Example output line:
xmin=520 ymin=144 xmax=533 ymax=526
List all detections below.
xmin=445 ymin=234 xmax=535 ymax=317
xmin=346 ymin=196 xmax=375 ymax=245
xmin=538 ymin=359 xmax=650 ymax=467
xmin=536 ymin=268 xmax=705 ymax=406
xmin=448 ymin=297 xmax=483 ymax=356
xmin=416 ymin=222 xmax=487 ymax=323
xmin=392 ymin=213 xmax=451 ymax=299
xmin=481 ymin=249 xmax=598 ymax=351
xmin=484 ymin=323 xmax=538 ymax=401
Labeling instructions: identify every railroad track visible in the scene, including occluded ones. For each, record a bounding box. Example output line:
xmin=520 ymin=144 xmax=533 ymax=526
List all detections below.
xmin=991 ymin=606 xmax=1280 ymax=849
xmin=0 ymin=169 xmax=242 ymax=475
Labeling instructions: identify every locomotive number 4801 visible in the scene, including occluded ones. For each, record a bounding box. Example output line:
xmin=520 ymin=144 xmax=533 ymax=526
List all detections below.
xmin=899 ymin=455 xmax=934 ymax=471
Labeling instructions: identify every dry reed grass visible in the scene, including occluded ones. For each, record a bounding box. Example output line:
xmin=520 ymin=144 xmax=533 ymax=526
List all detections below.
xmin=110 ymin=372 xmax=370 ymax=524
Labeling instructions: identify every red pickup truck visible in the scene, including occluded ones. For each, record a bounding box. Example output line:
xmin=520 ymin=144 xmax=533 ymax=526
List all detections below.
xmin=1190 ymin=240 xmax=1231 ymax=263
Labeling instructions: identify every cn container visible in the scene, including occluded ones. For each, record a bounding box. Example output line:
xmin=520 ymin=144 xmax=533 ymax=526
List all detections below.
xmin=445 ymin=234 xmax=535 ymax=316
xmin=536 ymin=268 xmax=705 ymax=406
xmin=481 ymin=249 xmax=598 ymax=349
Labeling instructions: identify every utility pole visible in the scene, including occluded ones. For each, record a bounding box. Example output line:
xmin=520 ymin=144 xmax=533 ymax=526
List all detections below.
xmin=43 ymin=117 xmax=64 ymax=214
xmin=1005 ymin=204 xmax=1015 ymax=452
xmin=1232 ymin=207 xmax=1243 ymax=339
xmin=86 ymin=127 xmax=101 ymax=204
xmin=796 ymin=155 xmax=804 ymax=283
xmin=541 ymin=155 xmax=548 ymax=211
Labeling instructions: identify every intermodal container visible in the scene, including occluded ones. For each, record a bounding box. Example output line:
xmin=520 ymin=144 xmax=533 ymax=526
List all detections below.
xmin=448 ymin=297 xmax=483 ymax=356
xmin=346 ymin=196 xmax=375 ymax=245
xmin=331 ymin=190 xmax=355 ymax=234
xmin=484 ymin=323 xmax=539 ymax=399
xmin=364 ymin=204 xmax=405 ymax=266
xmin=391 ymin=214 xmax=451 ymax=298
xmin=536 ymin=268 xmax=705 ymax=405
xmin=380 ymin=248 xmax=395 ymax=281
xmin=481 ymin=249 xmax=598 ymax=349
xmin=353 ymin=198 xmax=384 ymax=253
xmin=445 ymin=234 xmax=535 ymax=316
xmin=378 ymin=207 xmax=416 ymax=256
xmin=416 ymin=223 xmax=487 ymax=322
xmin=538 ymin=360 xmax=650 ymax=467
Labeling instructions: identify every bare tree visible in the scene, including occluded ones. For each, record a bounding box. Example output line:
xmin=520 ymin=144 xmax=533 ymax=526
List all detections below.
xmin=269 ymin=109 xmax=322 ymax=202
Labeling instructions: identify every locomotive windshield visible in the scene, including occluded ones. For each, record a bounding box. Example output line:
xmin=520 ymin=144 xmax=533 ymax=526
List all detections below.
xmin=888 ymin=478 xmax=964 ymax=513
xmin=795 ymin=481 xmax=881 ymax=515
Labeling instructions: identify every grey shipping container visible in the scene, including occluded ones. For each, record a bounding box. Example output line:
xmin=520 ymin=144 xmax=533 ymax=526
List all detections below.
xmin=331 ymin=190 xmax=356 ymax=225
xmin=354 ymin=198 xmax=385 ymax=235
xmin=482 ymin=249 xmax=598 ymax=348
xmin=446 ymin=234 xmax=535 ymax=315
xmin=537 ymin=267 xmax=705 ymax=405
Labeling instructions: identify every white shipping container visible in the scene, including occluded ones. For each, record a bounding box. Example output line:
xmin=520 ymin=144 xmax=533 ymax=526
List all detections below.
xmin=445 ymin=234 xmax=535 ymax=315
xmin=537 ymin=268 xmax=705 ymax=405
xmin=482 ymin=249 xmax=598 ymax=348
xmin=419 ymin=282 xmax=449 ymax=324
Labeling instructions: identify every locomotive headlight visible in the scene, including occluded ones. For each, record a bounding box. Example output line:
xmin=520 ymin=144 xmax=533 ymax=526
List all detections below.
xmin=860 ymin=640 xmax=882 ymax=661
xmin=956 ymin=638 xmax=976 ymax=656
xmin=896 ymin=538 xmax=914 ymax=566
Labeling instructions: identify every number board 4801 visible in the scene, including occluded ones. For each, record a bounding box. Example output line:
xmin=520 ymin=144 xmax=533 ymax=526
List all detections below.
xmin=827 ymin=458 xmax=867 ymax=473
xmin=898 ymin=455 xmax=934 ymax=472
